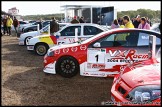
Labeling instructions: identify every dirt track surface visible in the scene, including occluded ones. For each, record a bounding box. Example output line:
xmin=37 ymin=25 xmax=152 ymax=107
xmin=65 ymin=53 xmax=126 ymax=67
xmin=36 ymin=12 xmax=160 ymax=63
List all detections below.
xmin=2 ymin=35 xmax=114 ymax=106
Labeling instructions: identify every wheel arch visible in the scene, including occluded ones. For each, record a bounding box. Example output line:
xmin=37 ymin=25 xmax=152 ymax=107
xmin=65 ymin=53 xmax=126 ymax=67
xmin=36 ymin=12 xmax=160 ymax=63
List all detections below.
xmin=24 ymin=36 xmax=33 ymax=45
xmin=34 ymin=42 xmax=49 ymax=50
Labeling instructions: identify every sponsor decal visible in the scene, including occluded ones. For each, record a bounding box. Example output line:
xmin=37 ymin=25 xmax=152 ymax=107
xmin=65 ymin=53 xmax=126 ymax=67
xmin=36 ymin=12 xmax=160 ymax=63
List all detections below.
xmin=71 ymin=47 xmax=77 ymax=52
xmin=83 ymin=72 xmax=89 ymax=75
xmin=87 ymin=63 xmax=105 ymax=69
xmin=100 ymin=73 xmax=105 ymax=76
xmin=45 ymin=66 xmax=53 ymax=69
xmin=55 ymin=49 xmax=60 ymax=54
xmin=80 ymin=45 xmax=87 ymax=50
xmin=108 ymin=49 xmax=148 ymax=62
xmin=101 ymin=49 xmax=106 ymax=52
xmin=68 ymin=38 xmax=75 ymax=43
xmin=63 ymin=48 xmax=69 ymax=53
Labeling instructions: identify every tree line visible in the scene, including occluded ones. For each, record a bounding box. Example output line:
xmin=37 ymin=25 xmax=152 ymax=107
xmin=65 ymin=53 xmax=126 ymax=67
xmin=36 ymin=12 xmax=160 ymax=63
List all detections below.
xmin=23 ymin=9 xmax=161 ymax=21
xmin=117 ymin=9 xmax=161 ymax=20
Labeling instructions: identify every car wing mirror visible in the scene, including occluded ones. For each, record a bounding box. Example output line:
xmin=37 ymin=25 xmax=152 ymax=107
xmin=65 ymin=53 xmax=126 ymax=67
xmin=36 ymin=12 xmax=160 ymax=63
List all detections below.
xmin=93 ymin=42 xmax=101 ymax=48
xmin=55 ymin=32 xmax=61 ymax=36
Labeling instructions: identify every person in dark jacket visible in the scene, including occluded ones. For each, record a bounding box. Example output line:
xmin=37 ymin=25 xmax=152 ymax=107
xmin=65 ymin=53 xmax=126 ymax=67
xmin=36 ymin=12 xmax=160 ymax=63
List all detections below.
xmin=50 ymin=17 xmax=59 ymax=35
xmin=133 ymin=15 xmax=141 ymax=28
xmin=2 ymin=15 xmax=8 ymax=35
xmin=79 ymin=16 xmax=85 ymax=23
xmin=13 ymin=17 xmax=19 ymax=37
xmin=37 ymin=18 xmax=43 ymax=30
xmin=71 ymin=16 xmax=79 ymax=24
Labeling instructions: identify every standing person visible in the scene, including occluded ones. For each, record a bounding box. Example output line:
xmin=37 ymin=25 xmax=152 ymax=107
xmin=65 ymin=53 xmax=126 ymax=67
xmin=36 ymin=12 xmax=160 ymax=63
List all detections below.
xmin=138 ymin=17 xmax=150 ymax=30
xmin=37 ymin=18 xmax=43 ymax=30
xmin=123 ymin=15 xmax=134 ymax=28
xmin=79 ymin=16 xmax=85 ymax=23
xmin=111 ymin=19 xmax=120 ymax=29
xmin=2 ymin=15 xmax=8 ymax=35
xmin=13 ymin=17 xmax=19 ymax=37
xmin=118 ymin=17 xmax=123 ymax=25
xmin=50 ymin=17 xmax=59 ymax=36
xmin=146 ymin=17 xmax=152 ymax=27
xmin=71 ymin=16 xmax=79 ymax=24
xmin=6 ymin=15 xmax=13 ymax=36
xmin=133 ymin=15 xmax=141 ymax=28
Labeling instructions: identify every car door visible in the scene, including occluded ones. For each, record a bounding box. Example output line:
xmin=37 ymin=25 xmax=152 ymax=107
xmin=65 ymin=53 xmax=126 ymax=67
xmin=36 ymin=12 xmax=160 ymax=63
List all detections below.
xmin=85 ymin=31 xmax=158 ymax=76
xmin=56 ymin=25 xmax=82 ymax=45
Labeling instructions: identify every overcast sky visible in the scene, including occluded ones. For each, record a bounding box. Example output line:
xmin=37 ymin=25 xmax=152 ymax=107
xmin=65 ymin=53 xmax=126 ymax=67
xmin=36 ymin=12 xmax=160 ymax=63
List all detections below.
xmin=1 ymin=1 xmax=161 ymax=16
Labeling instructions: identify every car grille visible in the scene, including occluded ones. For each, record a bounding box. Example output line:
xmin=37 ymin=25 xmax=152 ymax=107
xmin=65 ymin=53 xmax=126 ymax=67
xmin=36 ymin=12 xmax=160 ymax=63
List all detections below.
xmin=118 ymin=86 xmax=126 ymax=95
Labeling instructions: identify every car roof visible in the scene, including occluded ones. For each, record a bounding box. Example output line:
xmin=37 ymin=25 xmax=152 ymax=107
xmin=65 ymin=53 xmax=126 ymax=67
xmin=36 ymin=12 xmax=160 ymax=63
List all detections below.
xmin=61 ymin=23 xmax=107 ymax=30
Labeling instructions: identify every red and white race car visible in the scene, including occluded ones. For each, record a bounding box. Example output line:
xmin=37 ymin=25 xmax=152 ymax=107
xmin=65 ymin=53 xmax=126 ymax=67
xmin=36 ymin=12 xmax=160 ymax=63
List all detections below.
xmin=110 ymin=35 xmax=161 ymax=106
xmin=43 ymin=29 xmax=161 ymax=78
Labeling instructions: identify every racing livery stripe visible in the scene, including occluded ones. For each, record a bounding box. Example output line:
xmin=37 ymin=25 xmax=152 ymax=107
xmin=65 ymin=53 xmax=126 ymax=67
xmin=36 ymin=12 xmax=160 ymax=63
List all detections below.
xmin=39 ymin=36 xmax=54 ymax=45
xmin=50 ymin=36 xmax=57 ymax=44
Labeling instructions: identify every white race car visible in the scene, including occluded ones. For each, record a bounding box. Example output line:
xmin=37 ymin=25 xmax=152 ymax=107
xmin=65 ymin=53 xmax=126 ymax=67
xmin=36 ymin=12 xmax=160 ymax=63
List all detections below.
xmin=19 ymin=23 xmax=68 ymax=45
xmin=27 ymin=23 xmax=108 ymax=56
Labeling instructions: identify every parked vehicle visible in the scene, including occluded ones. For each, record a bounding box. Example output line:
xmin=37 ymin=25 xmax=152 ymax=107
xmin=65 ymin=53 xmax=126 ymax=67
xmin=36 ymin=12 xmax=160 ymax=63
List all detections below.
xmin=19 ymin=23 xmax=68 ymax=45
xmin=111 ymin=35 xmax=160 ymax=106
xmin=151 ymin=23 xmax=160 ymax=32
xmin=43 ymin=29 xmax=160 ymax=78
xmin=27 ymin=23 xmax=107 ymax=55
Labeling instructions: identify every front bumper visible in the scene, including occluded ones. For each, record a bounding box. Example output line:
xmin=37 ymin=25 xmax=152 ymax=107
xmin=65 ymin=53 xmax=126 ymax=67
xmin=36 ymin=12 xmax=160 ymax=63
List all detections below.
xmin=43 ymin=61 xmax=56 ymax=74
xmin=19 ymin=39 xmax=24 ymax=45
xmin=27 ymin=45 xmax=34 ymax=51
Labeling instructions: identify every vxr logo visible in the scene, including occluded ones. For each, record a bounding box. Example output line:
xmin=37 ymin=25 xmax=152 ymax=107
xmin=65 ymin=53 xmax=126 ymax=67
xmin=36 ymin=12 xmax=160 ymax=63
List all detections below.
xmin=109 ymin=50 xmax=148 ymax=60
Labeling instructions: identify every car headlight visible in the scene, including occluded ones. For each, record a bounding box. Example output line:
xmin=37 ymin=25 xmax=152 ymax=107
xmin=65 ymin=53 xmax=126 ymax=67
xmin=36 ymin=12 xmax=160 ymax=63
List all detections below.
xmin=126 ymin=85 xmax=161 ymax=103
xmin=47 ymin=51 xmax=54 ymax=57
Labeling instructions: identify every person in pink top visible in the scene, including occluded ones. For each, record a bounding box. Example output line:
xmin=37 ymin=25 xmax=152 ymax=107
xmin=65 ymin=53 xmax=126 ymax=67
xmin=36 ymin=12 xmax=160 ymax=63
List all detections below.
xmin=111 ymin=19 xmax=120 ymax=29
xmin=138 ymin=17 xmax=150 ymax=30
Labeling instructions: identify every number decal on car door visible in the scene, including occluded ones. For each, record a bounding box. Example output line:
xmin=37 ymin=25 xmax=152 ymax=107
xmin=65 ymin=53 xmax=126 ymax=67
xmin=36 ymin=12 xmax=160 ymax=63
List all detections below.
xmin=87 ymin=48 xmax=106 ymax=63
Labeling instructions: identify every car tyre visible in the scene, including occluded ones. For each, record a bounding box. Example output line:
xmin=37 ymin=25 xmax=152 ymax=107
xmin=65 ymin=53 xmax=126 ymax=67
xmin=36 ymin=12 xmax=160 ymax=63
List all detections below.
xmin=56 ymin=56 xmax=79 ymax=78
xmin=35 ymin=43 xmax=49 ymax=56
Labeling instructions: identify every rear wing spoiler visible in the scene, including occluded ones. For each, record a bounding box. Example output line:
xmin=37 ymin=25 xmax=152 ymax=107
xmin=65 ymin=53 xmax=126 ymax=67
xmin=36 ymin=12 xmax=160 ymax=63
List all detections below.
xmin=148 ymin=35 xmax=156 ymax=58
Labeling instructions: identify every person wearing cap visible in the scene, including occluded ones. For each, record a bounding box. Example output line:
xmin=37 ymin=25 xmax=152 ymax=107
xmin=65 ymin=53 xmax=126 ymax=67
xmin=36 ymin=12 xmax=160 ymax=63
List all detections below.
xmin=133 ymin=15 xmax=141 ymax=28
xmin=123 ymin=15 xmax=134 ymax=28
xmin=71 ymin=16 xmax=79 ymax=24
xmin=138 ymin=17 xmax=150 ymax=30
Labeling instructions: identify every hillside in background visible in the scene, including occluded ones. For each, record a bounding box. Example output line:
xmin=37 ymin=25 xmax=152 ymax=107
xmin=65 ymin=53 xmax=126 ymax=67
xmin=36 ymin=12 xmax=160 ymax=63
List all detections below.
xmin=22 ymin=9 xmax=160 ymax=22
xmin=23 ymin=13 xmax=64 ymax=21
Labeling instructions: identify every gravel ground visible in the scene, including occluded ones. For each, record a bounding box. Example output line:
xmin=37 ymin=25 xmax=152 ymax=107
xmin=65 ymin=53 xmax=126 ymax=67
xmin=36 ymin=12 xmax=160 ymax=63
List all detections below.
xmin=1 ymin=35 xmax=114 ymax=106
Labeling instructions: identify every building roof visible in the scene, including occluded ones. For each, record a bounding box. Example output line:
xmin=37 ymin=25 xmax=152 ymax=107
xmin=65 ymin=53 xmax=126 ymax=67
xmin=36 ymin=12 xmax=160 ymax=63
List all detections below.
xmin=60 ymin=5 xmax=109 ymax=10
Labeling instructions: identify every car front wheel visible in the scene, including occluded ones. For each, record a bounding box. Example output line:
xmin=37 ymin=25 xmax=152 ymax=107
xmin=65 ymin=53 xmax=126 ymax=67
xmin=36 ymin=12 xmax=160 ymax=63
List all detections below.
xmin=35 ymin=43 xmax=49 ymax=56
xmin=56 ymin=56 xmax=79 ymax=78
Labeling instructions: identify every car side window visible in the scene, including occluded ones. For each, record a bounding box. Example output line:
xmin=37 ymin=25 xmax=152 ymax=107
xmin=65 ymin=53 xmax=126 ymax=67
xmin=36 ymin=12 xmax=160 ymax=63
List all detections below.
xmin=60 ymin=26 xmax=81 ymax=36
xmin=137 ymin=32 xmax=161 ymax=46
xmin=84 ymin=26 xmax=103 ymax=35
xmin=41 ymin=25 xmax=48 ymax=32
xmin=43 ymin=21 xmax=50 ymax=27
xmin=89 ymin=32 xmax=139 ymax=48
